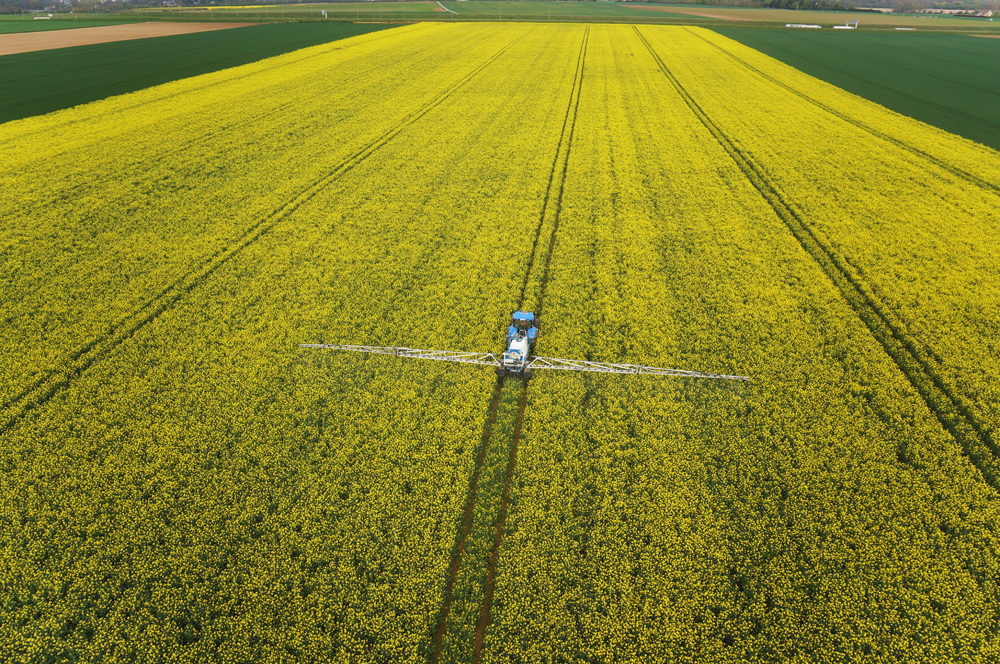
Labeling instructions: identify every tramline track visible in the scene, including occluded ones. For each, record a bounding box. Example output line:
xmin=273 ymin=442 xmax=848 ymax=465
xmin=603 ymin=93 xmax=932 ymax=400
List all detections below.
xmin=472 ymin=26 xmax=590 ymax=664
xmin=633 ymin=25 xmax=999 ymax=490
xmin=0 ymin=28 xmax=534 ymax=436
xmin=428 ymin=26 xmax=590 ymax=664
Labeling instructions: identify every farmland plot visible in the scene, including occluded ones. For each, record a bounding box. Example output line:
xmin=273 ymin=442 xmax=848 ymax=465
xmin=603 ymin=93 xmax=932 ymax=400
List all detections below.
xmin=2 ymin=22 xmax=1000 ymax=664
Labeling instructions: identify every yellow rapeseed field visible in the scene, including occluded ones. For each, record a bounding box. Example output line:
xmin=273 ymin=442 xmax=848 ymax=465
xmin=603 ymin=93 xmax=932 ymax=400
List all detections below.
xmin=1 ymin=22 xmax=999 ymax=664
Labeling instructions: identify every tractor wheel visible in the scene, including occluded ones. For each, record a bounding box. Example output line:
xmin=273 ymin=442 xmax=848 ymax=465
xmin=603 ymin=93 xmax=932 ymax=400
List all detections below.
xmin=523 ymin=368 xmax=533 ymax=381
xmin=497 ymin=366 xmax=507 ymax=379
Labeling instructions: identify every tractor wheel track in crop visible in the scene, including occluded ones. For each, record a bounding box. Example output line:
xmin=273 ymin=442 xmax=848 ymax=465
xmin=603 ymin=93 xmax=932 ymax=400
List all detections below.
xmin=475 ymin=26 xmax=590 ymax=664
xmin=427 ymin=375 xmax=506 ymax=663
xmin=428 ymin=26 xmax=589 ymax=664
xmin=635 ymin=25 xmax=999 ymax=491
xmin=686 ymin=28 xmax=1000 ymax=197
xmin=0 ymin=28 xmax=533 ymax=437
xmin=472 ymin=385 xmax=529 ymax=662
xmin=516 ymin=28 xmax=589 ymax=309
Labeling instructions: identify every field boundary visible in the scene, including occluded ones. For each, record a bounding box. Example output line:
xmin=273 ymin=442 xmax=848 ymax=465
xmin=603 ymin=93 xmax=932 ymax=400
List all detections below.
xmin=0 ymin=27 xmax=533 ymax=436
xmin=19 ymin=36 xmax=428 ymax=235
xmin=634 ymin=25 xmax=999 ymax=490
xmin=713 ymin=31 xmax=999 ymax=129
xmin=688 ymin=28 xmax=1000 ymax=196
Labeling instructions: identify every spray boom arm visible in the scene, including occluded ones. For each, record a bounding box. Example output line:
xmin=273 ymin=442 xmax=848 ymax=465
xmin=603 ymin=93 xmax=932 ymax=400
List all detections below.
xmin=298 ymin=343 xmax=749 ymax=381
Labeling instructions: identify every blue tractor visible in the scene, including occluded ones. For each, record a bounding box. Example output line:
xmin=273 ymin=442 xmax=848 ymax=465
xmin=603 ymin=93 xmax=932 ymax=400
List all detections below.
xmin=499 ymin=311 xmax=540 ymax=379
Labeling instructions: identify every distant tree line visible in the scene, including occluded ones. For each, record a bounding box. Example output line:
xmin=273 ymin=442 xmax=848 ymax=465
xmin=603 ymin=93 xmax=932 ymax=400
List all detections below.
xmin=760 ymin=0 xmax=910 ymax=11
xmin=1 ymin=0 xmax=47 ymax=14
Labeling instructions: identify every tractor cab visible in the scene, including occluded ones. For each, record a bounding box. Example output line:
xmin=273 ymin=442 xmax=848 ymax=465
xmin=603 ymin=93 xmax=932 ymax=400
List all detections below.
xmin=506 ymin=311 xmax=539 ymax=347
xmin=499 ymin=311 xmax=540 ymax=377
xmin=497 ymin=311 xmax=540 ymax=379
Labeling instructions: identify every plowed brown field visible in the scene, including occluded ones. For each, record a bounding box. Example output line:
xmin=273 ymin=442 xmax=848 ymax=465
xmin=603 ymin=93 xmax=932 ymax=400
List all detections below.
xmin=0 ymin=21 xmax=255 ymax=55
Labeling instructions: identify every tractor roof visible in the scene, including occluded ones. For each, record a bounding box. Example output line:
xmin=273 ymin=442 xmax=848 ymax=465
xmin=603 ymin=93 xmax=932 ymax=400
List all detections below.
xmin=512 ymin=311 xmax=535 ymax=320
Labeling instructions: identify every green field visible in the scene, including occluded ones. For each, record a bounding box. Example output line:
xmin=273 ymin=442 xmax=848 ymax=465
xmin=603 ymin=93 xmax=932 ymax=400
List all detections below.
xmin=0 ymin=17 xmax=137 ymax=34
xmin=0 ymin=22 xmax=394 ymax=125
xmin=715 ymin=28 xmax=1000 ymax=151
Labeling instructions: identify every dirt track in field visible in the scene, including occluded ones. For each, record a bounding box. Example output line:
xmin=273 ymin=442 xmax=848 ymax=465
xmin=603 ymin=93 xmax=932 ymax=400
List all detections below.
xmin=0 ymin=22 xmax=256 ymax=56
